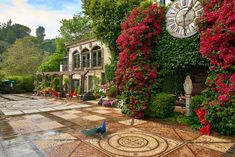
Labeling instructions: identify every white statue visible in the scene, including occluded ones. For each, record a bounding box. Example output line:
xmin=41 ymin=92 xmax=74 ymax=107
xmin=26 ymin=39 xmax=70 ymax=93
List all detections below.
xmin=184 ymin=75 xmax=193 ymax=95
xmin=184 ymin=75 xmax=193 ymax=116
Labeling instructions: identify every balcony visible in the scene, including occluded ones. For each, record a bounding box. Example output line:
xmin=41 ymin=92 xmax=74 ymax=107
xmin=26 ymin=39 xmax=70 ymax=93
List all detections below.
xmin=73 ymin=59 xmax=104 ymax=71
xmin=60 ymin=64 xmax=68 ymax=72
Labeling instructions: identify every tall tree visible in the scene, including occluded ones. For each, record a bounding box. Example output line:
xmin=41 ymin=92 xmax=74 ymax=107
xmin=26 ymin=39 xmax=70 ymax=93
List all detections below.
xmin=82 ymin=0 xmax=142 ymax=53
xmin=1 ymin=37 xmax=48 ymax=75
xmin=55 ymin=38 xmax=67 ymax=54
xmin=0 ymin=22 xmax=31 ymax=53
xmin=59 ymin=13 xmax=93 ymax=43
xmin=36 ymin=26 xmax=45 ymax=41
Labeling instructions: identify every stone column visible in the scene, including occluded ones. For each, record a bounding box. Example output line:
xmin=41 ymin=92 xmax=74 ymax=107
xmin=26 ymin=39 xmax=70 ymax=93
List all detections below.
xmin=59 ymin=75 xmax=64 ymax=97
xmin=68 ymin=74 xmax=73 ymax=94
xmin=184 ymin=75 xmax=193 ymax=116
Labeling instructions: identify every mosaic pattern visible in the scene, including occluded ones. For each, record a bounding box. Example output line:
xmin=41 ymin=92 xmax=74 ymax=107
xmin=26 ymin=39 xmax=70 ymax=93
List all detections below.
xmin=119 ymin=119 xmax=147 ymax=126
xmin=0 ymin=95 xmax=91 ymax=116
xmin=87 ymin=128 xmax=182 ymax=157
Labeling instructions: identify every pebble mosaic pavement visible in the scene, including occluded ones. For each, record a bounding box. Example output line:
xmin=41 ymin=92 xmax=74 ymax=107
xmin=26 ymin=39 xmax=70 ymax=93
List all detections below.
xmin=0 ymin=94 xmax=234 ymax=157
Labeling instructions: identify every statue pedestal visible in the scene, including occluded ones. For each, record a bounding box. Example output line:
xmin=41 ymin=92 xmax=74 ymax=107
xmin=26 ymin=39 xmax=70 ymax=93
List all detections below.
xmin=185 ymin=94 xmax=191 ymax=116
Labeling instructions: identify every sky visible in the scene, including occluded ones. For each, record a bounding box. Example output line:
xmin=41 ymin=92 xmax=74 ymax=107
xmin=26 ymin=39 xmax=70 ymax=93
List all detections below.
xmin=0 ymin=0 xmax=82 ymax=39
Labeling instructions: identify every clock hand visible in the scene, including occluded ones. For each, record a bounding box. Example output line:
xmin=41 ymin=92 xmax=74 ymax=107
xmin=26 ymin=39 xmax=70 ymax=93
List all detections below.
xmin=183 ymin=16 xmax=186 ymax=35
xmin=184 ymin=5 xmax=193 ymax=17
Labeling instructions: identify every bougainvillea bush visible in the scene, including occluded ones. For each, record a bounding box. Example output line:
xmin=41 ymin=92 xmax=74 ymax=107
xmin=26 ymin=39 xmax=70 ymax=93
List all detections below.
xmin=115 ymin=4 xmax=165 ymax=118
xmin=197 ymin=0 xmax=235 ymax=136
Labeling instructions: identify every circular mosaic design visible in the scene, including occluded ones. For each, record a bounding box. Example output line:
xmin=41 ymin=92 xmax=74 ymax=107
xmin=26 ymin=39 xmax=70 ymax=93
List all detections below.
xmin=99 ymin=131 xmax=168 ymax=156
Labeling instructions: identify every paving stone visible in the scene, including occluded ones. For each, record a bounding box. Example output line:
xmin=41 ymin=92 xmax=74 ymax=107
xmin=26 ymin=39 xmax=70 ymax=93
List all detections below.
xmin=187 ymin=143 xmax=224 ymax=157
xmin=175 ymin=129 xmax=200 ymax=141
xmin=64 ymin=110 xmax=81 ymax=114
xmin=3 ymin=111 xmax=23 ymax=116
xmin=82 ymin=115 xmax=106 ymax=121
xmin=38 ymin=108 xmax=55 ymax=112
xmin=7 ymin=143 xmax=35 ymax=157
xmin=70 ymin=142 xmax=109 ymax=157
xmin=57 ymin=114 xmax=79 ymax=120
xmin=119 ymin=119 xmax=147 ymax=126
xmin=92 ymin=110 xmax=111 ymax=114
xmin=43 ymin=141 xmax=81 ymax=157
xmin=53 ymin=106 xmax=70 ymax=110
xmin=34 ymin=133 xmax=77 ymax=150
xmin=24 ymin=114 xmax=46 ymax=120
xmin=193 ymin=135 xmax=234 ymax=153
xmin=22 ymin=109 xmax=39 ymax=114
xmin=163 ymin=145 xmax=196 ymax=157
xmin=37 ymin=121 xmax=64 ymax=130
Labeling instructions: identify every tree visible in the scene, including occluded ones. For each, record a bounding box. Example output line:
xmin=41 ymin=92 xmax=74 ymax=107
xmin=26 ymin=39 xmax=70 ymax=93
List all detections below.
xmin=0 ymin=22 xmax=31 ymax=53
xmin=55 ymin=38 xmax=67 ymax=54
xmin=82 ymin=0 xmax=142 ymax=53
xmin=1 ymin=37 xmax=48 ymax=75
xmin=36 ymin=26 xmax=45 ymax=41
xmin=59 ymin=13 xmax=93 ymax=43
xmin=5 ymin=24 xmax=31 ymax=44
xmin=38 ymin=53 xmax=65 ymax=72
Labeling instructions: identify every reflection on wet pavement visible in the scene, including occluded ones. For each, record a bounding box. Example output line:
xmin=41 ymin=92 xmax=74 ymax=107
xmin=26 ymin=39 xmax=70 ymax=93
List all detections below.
xmin=0 ymin=94 xmax=234 ymax=157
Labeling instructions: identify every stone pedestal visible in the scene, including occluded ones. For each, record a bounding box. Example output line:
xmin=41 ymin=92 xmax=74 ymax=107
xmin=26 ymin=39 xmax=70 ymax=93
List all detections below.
xmin=185 ymin=94 xmax=191 ymax=116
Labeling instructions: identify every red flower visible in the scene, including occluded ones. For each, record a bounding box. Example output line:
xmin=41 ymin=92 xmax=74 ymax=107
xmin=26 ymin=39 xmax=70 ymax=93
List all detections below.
xmin=130 ymin=53 xmax=137 ymax=60
xmin=200 ymin=124 xmax=211 ymax=135
xmin=149 ymin=70 xmax=157 ymax=79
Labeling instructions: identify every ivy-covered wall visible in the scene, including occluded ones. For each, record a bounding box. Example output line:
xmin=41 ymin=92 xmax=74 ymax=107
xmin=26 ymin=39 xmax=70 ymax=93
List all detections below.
xmin=153 ymin=22 xmax=209 ymax=95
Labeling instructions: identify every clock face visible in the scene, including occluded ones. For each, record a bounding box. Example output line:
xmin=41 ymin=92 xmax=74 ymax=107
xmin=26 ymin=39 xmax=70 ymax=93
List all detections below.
xmin=166 ymin=0 xmax=203 ymax=38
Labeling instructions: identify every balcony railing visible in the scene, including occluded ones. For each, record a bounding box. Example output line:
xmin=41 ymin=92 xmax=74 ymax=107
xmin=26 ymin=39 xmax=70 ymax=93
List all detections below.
xmin=60 ymin=64 xmax=68 ymax=72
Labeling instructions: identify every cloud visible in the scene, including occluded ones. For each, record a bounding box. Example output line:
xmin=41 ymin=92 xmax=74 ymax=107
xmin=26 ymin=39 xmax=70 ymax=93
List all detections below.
xmin=0 ymin=0 xmax=82 ymax=39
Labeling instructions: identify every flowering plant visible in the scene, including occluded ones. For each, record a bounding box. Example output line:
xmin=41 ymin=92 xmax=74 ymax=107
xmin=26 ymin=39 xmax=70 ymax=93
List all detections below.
xmin=115 ymin=4 xmax=164 ymax=118
xmin=197 ymin=0 xmax=235 ymax=136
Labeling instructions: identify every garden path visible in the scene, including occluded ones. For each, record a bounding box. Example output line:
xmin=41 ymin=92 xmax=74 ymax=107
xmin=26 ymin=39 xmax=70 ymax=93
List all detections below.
xmin=0 ymin=94 xmax=234 ymax=157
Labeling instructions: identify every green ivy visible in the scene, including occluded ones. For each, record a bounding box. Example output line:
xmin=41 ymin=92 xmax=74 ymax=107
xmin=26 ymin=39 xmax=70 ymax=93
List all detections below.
xmin=153 ymin=22 xmax=209 ymax=95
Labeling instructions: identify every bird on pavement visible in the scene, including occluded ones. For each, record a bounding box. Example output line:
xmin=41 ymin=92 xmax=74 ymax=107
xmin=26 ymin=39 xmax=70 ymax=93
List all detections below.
xmin=81 ymin=120 xmax=106 ymax=139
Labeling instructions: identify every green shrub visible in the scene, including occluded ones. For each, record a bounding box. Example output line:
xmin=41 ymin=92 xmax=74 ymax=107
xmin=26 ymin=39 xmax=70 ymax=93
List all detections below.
xmin=188 ymin=95 xmax=205 ymax=130
xmin=145 ymin=93 xmax=175 ymax=118
xmin=5 ymin=75 xmax=35 ymax=93
xmin=190 ymin=95 xmax=204 ymax=114
xmin=121 ymin=105 xmax=131 ymax=116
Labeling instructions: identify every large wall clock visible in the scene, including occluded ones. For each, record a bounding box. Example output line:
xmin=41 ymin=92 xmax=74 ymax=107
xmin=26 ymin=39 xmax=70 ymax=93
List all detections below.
xmin=166 ymin=0 xmax=203 ymax=38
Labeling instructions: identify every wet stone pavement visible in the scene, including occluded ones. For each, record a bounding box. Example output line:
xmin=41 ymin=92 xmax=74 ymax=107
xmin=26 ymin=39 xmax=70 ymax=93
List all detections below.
xmin=0 ymin=94 xmax=234 ymax=157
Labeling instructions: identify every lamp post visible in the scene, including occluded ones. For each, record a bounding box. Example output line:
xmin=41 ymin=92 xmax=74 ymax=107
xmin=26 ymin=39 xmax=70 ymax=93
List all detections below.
xmin=184 ymin=75 xmax=193 ymax=116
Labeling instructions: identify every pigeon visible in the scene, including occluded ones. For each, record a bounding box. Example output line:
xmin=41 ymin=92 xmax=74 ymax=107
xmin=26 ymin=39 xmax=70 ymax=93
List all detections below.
xmin=81 ymin=120 xmax=106 ymax=139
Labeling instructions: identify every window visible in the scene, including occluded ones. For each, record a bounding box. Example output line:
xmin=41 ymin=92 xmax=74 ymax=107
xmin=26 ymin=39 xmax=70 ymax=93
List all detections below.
xmin=92 ymin=46 xmax=102 ymax=67
xmin=73 ymin=51 xmax=80 ymax=69
xmin=88 ymin=76 xmax=93 ymax=91
xmin=81 ymin=49 xmax=90 ymax=68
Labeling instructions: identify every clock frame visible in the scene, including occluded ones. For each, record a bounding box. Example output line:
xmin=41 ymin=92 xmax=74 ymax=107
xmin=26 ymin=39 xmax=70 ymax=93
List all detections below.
xmin=166 ymin=0 xmax=203 ymax=38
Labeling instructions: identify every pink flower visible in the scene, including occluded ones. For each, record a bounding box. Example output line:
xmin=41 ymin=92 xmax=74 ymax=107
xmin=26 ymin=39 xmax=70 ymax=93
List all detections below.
xmin=218 ymin=94 xmax=229 ymax=103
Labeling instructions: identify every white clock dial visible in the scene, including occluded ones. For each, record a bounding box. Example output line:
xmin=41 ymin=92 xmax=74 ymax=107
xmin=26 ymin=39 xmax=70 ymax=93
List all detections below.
xmin=166 ymin=0 xmax=203 ymax=38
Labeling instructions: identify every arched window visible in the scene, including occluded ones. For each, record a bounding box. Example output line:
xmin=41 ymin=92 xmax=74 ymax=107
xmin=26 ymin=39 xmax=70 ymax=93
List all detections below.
xmin=73 ymin=51 xmax=80 ymax=69
xmin=92 ymin=46 xmax=102 ymax=67
xmin=81 ymin=48 xmax=90 ymax=68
